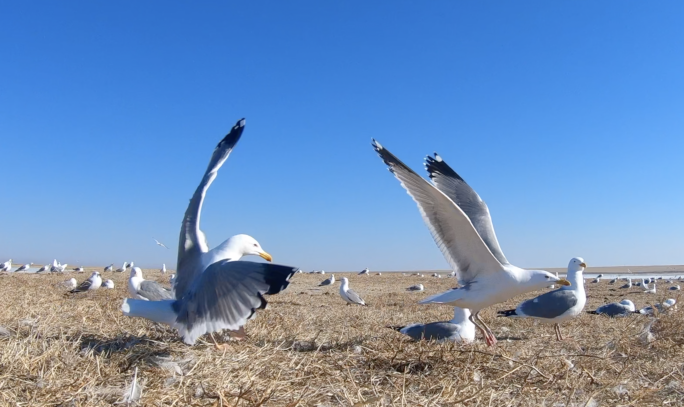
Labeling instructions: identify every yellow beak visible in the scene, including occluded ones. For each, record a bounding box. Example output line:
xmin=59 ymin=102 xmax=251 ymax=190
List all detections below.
xmin=580 ymin=262 xmax=587 ymax=268
xmin=258 ymin=251 xmax=273 ymax=262
xmin=557 ymin=279 xmax=571 ymax=286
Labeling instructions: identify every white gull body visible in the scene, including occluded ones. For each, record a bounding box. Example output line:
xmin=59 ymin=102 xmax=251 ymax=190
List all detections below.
xmin=391 ymin=307 xmax=476 ymax=343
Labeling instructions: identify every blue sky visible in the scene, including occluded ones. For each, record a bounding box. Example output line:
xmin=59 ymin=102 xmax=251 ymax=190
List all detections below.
xmin=2 ymin=1 xmax=683 ymax=271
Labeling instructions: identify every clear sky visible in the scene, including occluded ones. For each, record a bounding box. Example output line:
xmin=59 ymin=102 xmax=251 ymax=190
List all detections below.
xmin=2 ymin=1 xmax=683 ymax=271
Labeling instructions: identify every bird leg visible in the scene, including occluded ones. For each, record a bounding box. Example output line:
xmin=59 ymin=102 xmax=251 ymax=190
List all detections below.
xmin=554 ymin=323 xmax=563 ymax=341
xmin=210 ymin=333 xmax=230 ymax=351
xmin=476 ymin=312 xmax=498 ymax=346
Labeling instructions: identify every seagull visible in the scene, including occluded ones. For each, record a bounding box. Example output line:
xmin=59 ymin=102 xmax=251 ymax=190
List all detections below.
xmin=371 ymin=141 xmax=568 ymax=346
xmin=643 ymin=283 xmax=657 ymax=294
xmin=115 ymin=262 xmax=127 ymax=272
xmin=121 ymin=119 xmax=296 ymax=346
xmin=669 ymin=285 xmax=681 ymax=291
xmin=0 ymin=259 xmax=12 ymax=272
xmin=620 ymin=279 xmax=632 ymax=289
xmin=54 ymin=263 xmax=68 ymax=273
xmin=103 ymin=279 xmax=115 ymax=289
xmin=596 ymin=274 xmax=604 ymax=279
xmin=128 ymin=262 xmax=135 ymax=269
xmin=15 ymin=263 xmax=33 ymax=272
xmin=154 ymin=238 xmax=170 ymax=249
xmin=318 ymin=274 xmax=335 ymax=286
xmin=389 ymin=307 xmax=476 ymax=343
xmin=591 ymin=277 xmax=600 ymax=283
xmin=160 ymin=264 xmax=167 ymax=274
xmin=128 ymin=267 xmax=174 ymax=301
xmin=339 ymin=278 xmax=366 ymax=306
xmin=104 ymin=264 xmax=114 ymax=272
xmin=587 ymin=299 xmax=636 ymax=318
xmin=609 ymin=278 xmax=617 ymax=284
xmin=70 ymin=272 xmax=102 ymax=293
xmin=358 ymin=268 xmax=370 ymax=275
xmin=62 ymin=278 xmax=78 ymax=289
xmin=407 ymin=284 xmax=424 ymax=291
xmin=36 ymin=264 xmax=49 ymax=273
xmin=169 ymin=274 xmax=175 ymax=285
xmin=639 ymin=299 xmax=677 ymax=315
xmin=498 ymin=258 xmax=587 ymax=341
xmin=376 ymin=272 xmax=382 ymax=276
xmin=73 ymin=267 xmax=85 ymax=272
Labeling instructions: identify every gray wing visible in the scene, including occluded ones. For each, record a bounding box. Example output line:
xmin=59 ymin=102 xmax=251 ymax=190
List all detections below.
xmin=173 ymin=260 xmax=297 ymax=345
xmin=425 ymin=154 xmax=509 ymax=265
xmin=175 ymin=119 xmax=246 ymax=299
xmin=517 ymin=289 xmax=578 ymax=319
xmin=402 ymin=322 xmax=461 ymax=341
xmin=595 ymin=303 xmax=630 ymax=317
xmin=372 ymin=140 xmax=502 ymax=284
xmin=70 ymin=279 xmax=92 ymax=293
xmin=319 ymin=278 xmax=332 ymax=286
xmin=139 ymin=280 xmax=174 ymax=301
xmin=345 ymin=289 xmax=365 ymax=305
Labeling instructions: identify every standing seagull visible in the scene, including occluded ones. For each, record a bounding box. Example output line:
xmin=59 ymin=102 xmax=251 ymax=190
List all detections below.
xmin=358 ymin=268 xmax=370 ymax=275
xmin=388 ymin=307 xmax=476 ymax=343
xmin=70 ymin=272 xmax=102 ymax=293
xmin=121 ymin=119 xmax=297 ymax=346
xmin=128 ymin=267 xmax=174 ymax=301
xmin=15 ymin=263 xmax=33 ymax=272
xmin=160 ymin=264 xmax=167 ymax=274
xmin=115 ymin=262 xmax=127 ymax=273
xmin=498 ymin=258 xmax=587 ymax=341
xmin=0 ymin=259 xmax=12 ymax=272
xmin=318 ymin=274 xmax=335 ymax=286
xmin=103 ymin=280 xmax=115 ymax=289
xmin=371 ymin=142 xmax=567 ymax=346
xmin=36 ymin=264 xmax=50 ymax=273
xmin=154 ymin=238 xmax=170 ymax=249
xmin=339 ymin=278 xmax=366 ymax=306
xmin=104 ymin=264 xmax=114 ymax=272
xmin=620 ymin=279 xmax=632 ymax=289
xmin=643 ymin=283 xmax=657 ymax=294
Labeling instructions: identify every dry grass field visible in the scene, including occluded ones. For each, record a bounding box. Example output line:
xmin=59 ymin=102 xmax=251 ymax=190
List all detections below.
xmin=1 ymin=269 xmax=683 ymax=406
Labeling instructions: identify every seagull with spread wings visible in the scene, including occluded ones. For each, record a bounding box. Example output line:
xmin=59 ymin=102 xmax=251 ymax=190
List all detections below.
xmin=372 ymin=141 xmax=568 ymax=346
xmin=154 ymin=238 xmax=169 ymax=249
xmin=122 ymin=118 xmax=297 ymax=346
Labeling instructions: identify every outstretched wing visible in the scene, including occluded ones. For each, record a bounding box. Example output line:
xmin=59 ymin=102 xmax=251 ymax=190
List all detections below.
xmin=139 ymin=280 xmax=175 ymax=301
xmin=372 ymin=140 xmax=503 ymax=284
xmin=175 ymin=118 xmax=246 ymax=299
xmin=425 ymin=153 xmax=509 ymax=265
xmin=173 ymin=260 xmax=297 ymax=345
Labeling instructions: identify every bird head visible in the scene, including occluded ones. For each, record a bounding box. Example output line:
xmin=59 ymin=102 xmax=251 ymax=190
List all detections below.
xmin=130 ymin=267 xmax=143 ymax=279
xmin=226 ymin=234 xmax=272 ymax=261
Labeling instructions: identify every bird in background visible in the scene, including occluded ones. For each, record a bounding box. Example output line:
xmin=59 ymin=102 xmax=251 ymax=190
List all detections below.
xmin=70 ymin=272 xmax=102 ymax=293
xmin=154 ymin=238 xmax=170 ymax=249
xmin=339 ymin=278 xmax=367 ymax=306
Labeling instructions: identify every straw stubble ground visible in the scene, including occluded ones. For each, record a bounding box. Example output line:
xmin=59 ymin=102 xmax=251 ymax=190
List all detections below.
xmin=0 ymin=270 xmax=682 ymax=406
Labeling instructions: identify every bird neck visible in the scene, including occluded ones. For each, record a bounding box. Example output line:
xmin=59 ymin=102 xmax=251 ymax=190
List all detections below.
xmin=563 ymin=270 xmax=585 ymax=292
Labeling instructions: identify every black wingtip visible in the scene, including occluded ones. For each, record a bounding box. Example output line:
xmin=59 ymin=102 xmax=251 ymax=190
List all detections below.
xmin=424 ymin=152 xmax=464 ymax=181
xmin=497 ymin=309 xmax=517 ymax=317
xmin=215 ymin=118 xmax=247 ymax=151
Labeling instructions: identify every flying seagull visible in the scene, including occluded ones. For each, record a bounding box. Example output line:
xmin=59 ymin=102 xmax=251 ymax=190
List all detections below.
xmin=128 ymin=267 xmax=174 ymax=301
xmin=154 ymin=238 xmax=170 ymax=249
xmin=70 ymin=272 xmax=102 ymax=293
xmin=339 ymin=277 xmax=366 ymax=306
xmin=587 ymin=299 xmax=636 ymax=318
xmin=498 ymin=258 xmax=587 ymax=341
xmin=122 ymin=118 xmax=296 ymax=346
xmin=371 ymin=141 xmax=567 ymax=346
xmin=389 ymin=307 xmax=476 ymax=343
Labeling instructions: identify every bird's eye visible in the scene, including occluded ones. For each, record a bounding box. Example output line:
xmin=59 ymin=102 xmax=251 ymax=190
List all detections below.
xmin=545 ymin=276 xmax=550 ymax=279
xmin=253 ymin=244 xmax=258 ymax=247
